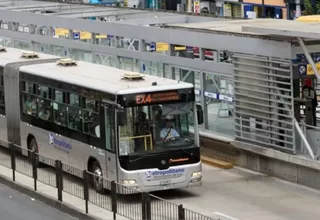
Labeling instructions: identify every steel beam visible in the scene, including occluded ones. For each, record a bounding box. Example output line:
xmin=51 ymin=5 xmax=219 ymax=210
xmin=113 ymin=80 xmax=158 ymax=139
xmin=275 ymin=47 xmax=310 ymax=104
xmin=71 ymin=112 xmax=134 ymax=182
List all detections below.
xmin=0 ymin=28 xmax=233 ymax=75
xmin=242 ymin=25 xmax=320 ymax=40
xmin=0 ymin=10 xmax=292 ymax=58
xmin=59 ymin=10 xmax=152 ymax=18
xmin=114 ymin=15 xmax=187 ymax=25
xmin=294 ymin=119 xmax=315 ymax=159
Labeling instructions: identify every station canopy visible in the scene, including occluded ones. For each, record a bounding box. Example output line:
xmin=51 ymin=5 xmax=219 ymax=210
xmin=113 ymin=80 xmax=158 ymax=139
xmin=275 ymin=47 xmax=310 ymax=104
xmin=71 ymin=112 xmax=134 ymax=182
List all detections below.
xmin=0 ymin=0 xmax=224 ymax=26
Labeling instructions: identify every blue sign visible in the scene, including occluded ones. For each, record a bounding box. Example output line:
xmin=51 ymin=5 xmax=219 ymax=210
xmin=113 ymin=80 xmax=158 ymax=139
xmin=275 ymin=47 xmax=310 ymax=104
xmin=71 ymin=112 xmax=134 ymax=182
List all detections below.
xmin=73 ymin=32 xmax=80 ymax=40
xmin=298 ymin=64 xmax=307 ymax=76
xmin=296 ymin=53 xmax=320 ymax=64
xmin=144 ymin=168 xmax=185 ymax=179
xmin=49 ymin=133 xmax=72 ymax=151
xmin=149 ymin=42 xmax=156 ymax=52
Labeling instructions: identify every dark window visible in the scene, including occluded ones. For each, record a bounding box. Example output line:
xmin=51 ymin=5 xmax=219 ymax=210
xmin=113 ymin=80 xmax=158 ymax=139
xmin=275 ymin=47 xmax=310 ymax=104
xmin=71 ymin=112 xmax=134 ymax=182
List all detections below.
xmin=38 ymin=98 xmax=52 ymax=121
xmin=53 ymin=102 xmax=67 ymax=127
xmin=20 ymin=77 xmax=106 ymax=149
xmin=22 ymin=94 xmax=37 ymax=116
xmin=68 ymin=107 xmax=82 ymax=132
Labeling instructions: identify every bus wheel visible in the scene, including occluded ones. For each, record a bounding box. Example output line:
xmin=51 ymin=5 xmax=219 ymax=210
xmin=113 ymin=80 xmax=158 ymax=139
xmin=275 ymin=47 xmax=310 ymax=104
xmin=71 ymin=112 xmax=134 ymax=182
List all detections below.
xmin=28 ymin=138 xmax=40 ymax=167
xmin=91 ymin=161 xmax=105 ymax=194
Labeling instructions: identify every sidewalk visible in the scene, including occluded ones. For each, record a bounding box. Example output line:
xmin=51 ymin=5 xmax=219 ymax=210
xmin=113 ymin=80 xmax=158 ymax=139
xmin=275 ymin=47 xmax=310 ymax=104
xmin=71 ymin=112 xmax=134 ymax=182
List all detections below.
xmin=0 ymin=163 xmax=130 ymax=220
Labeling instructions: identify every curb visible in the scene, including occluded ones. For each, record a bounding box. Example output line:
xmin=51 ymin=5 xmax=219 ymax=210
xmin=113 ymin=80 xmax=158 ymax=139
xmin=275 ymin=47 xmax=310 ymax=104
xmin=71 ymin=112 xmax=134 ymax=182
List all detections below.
xmin=0 ymin=173 xmax=100 ymax=220
xmin=201 ymin=155 xmax=233 ymax=169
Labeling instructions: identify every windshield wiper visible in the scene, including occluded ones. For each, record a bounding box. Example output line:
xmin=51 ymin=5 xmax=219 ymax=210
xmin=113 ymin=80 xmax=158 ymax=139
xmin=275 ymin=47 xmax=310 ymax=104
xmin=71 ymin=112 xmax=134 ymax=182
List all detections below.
xmin=129 ymin=153 xmax=158 ymax=163
xmin=177 ymin=148 xmax=194 ymax=157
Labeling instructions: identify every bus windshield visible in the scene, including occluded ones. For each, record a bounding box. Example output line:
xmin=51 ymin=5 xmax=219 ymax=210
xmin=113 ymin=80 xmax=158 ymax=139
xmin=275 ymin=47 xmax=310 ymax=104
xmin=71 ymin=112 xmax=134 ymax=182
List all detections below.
xmin=118 ymin=102 xmax=195 ymax=156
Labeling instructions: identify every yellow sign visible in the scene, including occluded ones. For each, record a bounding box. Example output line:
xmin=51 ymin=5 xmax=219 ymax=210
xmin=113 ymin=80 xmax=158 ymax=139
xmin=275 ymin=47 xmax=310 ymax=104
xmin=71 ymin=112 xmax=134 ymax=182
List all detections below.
xmin=156 ymin=42 xmax=169 ymax=52
xmin=54 ymin=28 xmax=69 ymax=36
xmin=307 ymin=63 xmax=320 ymax=75
xmin=174 ymin=46 xmax=186 ymax=51
xmin=80 ymin=31 xmax=92 ymax=40
xmin=95 ymin=34 xmax=107 ymax=39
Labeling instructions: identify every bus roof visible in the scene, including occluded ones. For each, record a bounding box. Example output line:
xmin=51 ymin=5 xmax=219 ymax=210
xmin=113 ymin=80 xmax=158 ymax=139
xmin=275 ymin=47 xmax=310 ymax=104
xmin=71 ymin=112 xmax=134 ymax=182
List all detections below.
xmin=19 ymin=59 xmax=194 ymax=95
xmin=0 ymin=47 xmax=58 ymax=66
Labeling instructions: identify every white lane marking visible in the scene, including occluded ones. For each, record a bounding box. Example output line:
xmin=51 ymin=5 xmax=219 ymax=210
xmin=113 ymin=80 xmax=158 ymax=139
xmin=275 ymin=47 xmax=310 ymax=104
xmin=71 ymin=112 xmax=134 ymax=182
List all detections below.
xmin=214 ymin=212 xmax=240 ymax=220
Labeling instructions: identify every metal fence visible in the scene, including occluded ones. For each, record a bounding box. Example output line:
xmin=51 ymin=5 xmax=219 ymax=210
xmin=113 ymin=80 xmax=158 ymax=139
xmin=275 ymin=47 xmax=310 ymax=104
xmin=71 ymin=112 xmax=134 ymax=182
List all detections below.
xmin=0 ymin=142 xmax=216 ymax=220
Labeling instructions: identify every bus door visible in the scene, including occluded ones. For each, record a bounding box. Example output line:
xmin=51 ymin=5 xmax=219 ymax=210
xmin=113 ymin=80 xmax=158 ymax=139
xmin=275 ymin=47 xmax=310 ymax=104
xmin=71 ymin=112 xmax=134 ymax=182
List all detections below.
xmin=104 ymin=106 xmax=117 ymax=181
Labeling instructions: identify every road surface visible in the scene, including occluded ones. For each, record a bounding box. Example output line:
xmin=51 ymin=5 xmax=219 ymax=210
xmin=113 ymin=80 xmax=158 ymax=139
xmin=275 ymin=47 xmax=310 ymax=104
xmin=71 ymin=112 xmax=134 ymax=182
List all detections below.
xmin=0 ymin=182 xmax=77 ymax=220
xmin=1 ymin=146 xmax=320 ymax=220
xmin=156 ymin=164 xmax=320 ymax=220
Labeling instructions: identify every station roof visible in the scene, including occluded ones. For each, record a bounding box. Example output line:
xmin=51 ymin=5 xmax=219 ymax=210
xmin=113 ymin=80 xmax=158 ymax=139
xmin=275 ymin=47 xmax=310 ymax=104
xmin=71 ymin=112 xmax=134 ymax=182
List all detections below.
xmin=166 ymin=19 xmax=320 ymax=40
xmin=0 ymin=0 xmax=225 ymax=26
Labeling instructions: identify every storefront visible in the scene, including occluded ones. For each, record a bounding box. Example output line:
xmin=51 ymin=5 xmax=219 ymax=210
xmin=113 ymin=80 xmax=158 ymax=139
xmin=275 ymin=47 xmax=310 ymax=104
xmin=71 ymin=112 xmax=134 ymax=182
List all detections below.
xmin=242 ymin=0 xmax=287 ymax=19
xmin=223 ymin=0 xmax=242 ymax=17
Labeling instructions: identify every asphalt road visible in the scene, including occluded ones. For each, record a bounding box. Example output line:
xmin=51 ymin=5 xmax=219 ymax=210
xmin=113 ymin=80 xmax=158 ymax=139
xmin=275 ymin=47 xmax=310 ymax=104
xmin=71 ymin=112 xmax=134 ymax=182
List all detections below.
xmin=0 ymin=182 xmax=77 ymax=220
xmin=2 ymin=146 xmax=320 ymax=220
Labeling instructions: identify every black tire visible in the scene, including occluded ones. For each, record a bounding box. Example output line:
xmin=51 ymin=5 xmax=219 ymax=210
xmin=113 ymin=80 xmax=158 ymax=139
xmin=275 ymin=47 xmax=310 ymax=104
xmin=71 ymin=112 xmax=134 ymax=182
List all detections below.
xmin=91 ymin=161 xmax=106 ymax=194
xmin=28 ymin=138 xmax=40 ymax=167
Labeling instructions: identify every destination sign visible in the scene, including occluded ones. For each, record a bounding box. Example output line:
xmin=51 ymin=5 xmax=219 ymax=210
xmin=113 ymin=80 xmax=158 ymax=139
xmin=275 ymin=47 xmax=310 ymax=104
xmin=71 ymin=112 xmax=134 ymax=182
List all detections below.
xmin=135 ymin=91 xmax=180 ymax=105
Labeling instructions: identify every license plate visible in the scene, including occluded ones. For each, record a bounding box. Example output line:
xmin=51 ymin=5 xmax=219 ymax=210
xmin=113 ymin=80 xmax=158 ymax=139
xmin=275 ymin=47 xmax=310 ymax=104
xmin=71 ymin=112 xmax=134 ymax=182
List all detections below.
xmin=160 ymin=179 xmax=171 ymax=186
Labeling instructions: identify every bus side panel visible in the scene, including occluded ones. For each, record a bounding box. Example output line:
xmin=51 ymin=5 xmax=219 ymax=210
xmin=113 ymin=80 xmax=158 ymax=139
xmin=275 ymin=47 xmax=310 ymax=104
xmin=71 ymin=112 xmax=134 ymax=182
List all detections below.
xmin=0 ymin=115 xmax=8 ymax=147
xmin=68 ymin=139 xmax=107 ymax=177
xmin=4 ymin=63 xmax=22 ymax=147
xmin=20 ymin=123 xmax=69 ymax=163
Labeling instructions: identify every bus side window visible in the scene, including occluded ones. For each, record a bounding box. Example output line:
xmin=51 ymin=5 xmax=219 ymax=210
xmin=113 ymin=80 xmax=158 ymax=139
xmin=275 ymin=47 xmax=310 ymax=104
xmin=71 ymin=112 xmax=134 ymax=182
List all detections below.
xmin=38 ymin=85 xmax=50 ymax=99
xmin=22 ymin=94 xmax=37 ymax=116
xmin=70 ymin=93 xmax=80 ymax=107
xmin=24 ymin=81 xmax=36 ymax=94
xmin=53 ymin=102 xmax=67 ymax=127
xmin=68 ymin=107 xmax=82 ymax=132
xmin=83 ymin=110 xmax=100 ymax=137
xmin=0 ymin=76 xmax=4 ymax=113
xmin=38 ymin=98 xmax=52 ymax=121
xmin=105 ymin=107 xmax=115 ymax=151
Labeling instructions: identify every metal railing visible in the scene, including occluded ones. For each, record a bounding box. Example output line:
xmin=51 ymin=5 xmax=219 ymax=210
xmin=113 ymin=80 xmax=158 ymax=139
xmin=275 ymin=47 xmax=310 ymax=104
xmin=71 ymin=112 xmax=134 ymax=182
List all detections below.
xmin=0 ymin=142 xmax=216 ymax=220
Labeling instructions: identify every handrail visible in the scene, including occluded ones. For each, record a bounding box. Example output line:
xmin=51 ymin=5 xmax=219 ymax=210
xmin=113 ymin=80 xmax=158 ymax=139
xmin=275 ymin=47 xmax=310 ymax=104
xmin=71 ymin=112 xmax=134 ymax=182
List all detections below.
xmin=120 ymin=134 xmax=153 ymax=151
xmin=294 ymin=119 xmax=315 ymax=160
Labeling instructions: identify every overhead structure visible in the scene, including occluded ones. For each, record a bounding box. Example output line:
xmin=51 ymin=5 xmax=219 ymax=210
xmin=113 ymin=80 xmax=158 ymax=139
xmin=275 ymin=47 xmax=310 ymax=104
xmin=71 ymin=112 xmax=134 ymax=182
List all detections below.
xmin=0 ymin=1 xmax=319 ymax=161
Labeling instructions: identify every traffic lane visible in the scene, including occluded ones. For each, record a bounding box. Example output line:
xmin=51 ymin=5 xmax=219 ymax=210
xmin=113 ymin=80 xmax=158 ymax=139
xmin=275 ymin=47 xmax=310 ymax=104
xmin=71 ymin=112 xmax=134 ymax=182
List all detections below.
xmin=157 ymin=164 xmax=320 ymax=220
xmin=0 ymin=182 xmax=77 ymax=220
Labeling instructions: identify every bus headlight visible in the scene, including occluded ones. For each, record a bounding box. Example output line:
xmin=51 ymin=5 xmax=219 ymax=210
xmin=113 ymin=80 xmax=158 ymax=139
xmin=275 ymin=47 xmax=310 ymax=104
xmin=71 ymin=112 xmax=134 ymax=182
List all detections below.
xmin=122 ymin=179 xmax=136 ymax=185
xmin=192 ymin=171 xmax=202 ymax=177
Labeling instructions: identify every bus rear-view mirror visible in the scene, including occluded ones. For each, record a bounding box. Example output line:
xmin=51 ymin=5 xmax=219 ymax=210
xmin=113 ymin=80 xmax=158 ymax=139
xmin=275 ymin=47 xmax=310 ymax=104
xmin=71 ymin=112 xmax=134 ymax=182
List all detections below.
xmin=196 ymin=104 xmax=204 ymax=125
xmin=117 ymin=110 xmax=126 ymax=126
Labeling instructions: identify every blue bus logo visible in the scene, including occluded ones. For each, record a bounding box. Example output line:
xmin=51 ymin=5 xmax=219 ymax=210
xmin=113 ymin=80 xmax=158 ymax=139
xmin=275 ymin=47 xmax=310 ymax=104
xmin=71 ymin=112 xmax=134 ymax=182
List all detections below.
xmin=49 ymin=133 xmax=72 ymax=150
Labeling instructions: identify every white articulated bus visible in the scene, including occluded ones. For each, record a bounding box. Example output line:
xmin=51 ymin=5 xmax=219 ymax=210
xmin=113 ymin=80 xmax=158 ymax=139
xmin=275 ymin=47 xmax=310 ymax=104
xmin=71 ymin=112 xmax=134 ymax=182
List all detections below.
xmin=0 ymin=47 xmax=203 ymax=193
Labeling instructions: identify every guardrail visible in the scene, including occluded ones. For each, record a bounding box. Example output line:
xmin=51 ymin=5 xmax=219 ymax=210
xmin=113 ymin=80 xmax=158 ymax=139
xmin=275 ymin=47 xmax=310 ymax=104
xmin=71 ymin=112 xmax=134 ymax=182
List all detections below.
xmin=0 ymin=142 xmax=215 ymax=220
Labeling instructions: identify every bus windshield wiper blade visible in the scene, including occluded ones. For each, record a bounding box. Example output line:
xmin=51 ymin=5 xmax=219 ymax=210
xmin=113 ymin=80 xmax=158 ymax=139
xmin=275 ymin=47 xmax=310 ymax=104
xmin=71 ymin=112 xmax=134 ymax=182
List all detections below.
xmin=178 ymin=148 xmax=194 ymax=157
xmin=129 ymin=154 xmax=155 ymax=163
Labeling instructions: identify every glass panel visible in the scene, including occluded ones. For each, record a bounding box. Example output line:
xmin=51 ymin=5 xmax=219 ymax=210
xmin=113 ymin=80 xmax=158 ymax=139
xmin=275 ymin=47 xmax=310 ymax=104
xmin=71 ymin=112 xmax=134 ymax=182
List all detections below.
xmin=0 ymin=89 xmax=5 ymax=112
xmin=83 ymin=110 xmax=100 ymax=137
xmin=25 ymin=82 xmax=35 ymax=94
xmin=69 ymin=93 xmax=80 ymax=107
xmin=104 ymin=107 xmax=116 ymax=151
xmin=204 ymin=73 xmax=234 ymax=136
xmin=50 ymin=45 xmax=64 ymax=56
xmin=55 ymin=90 xmax=64 ymax=103
xmin=69 ymin=49 xmax=92 ymax=62
xmin=38 ymin=99 xmax=52 ymax=121
xmin=120 ymin=57 xmax=134 ymax=71
xmin=68 ymin=107 xmax=82 ymax=131
xmin=38 ymin=85 xmax=49 ymax=99
xmin=22 ymin=94 xmax=37 ymax=116
xmin=53 ymin=102 xmax=67 ymax=127
xmin=119 ymin=103 xmax=195 ymax=156
xmin=85 ymin=98 xmax=98 ymax=112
